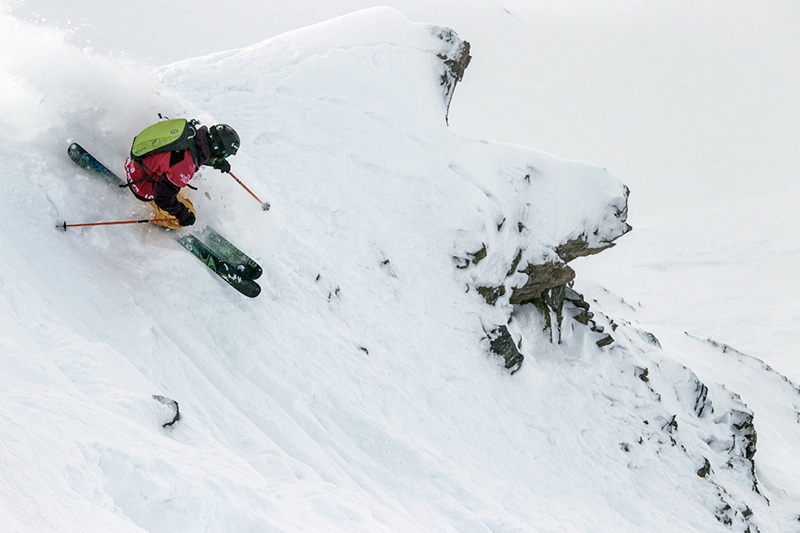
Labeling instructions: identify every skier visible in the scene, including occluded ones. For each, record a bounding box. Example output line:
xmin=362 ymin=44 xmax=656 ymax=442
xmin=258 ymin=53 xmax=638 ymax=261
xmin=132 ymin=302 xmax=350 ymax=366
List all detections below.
xmin=124 ymin=122 xmax=240 ymax=229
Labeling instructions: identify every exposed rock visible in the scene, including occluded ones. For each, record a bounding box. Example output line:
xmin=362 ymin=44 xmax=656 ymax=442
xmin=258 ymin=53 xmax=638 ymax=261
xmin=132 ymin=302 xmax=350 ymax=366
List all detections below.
xmin=152 ymin=395 xmax=181 ymax=428
xmin=547 ymin=283 xmax=567 ymax=335
xmin=487 ymin=325 xmax=523 ymax=374
xmin=476 ymin=285 xmax=506 ymax=306
xmin=713 ymin=499 xmax=754 ymax=531
xmin=505 ymin=249 xmax=523 ymax=278
xmin=433 ymin=28 xmax=471 ymax=124
xmin=469 ymin=243 xmax=487 ymax=265
xmin=730 ymin=407 xmax=759 ymax=485
xmin=595 ymin=333 xmax=615 ymax=348
xmin=697 ymin=457 xmax=712 ymax=478
xmin=556 ymin=235 xmax=616 ymax=263
xmin=564 ymin=287 xmax=590 ymax=310
xmin=693 ymin=380 xmax=710 ymax=417
xmin=562 ymin=287 xmax=615 ymax=347
xmin=509 ymin=262 xmax=575 ymax=306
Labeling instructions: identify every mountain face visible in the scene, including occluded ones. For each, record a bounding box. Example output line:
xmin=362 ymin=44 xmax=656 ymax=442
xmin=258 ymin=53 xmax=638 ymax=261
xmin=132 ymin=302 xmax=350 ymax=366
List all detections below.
xmin=1 ymin=6 xmax=799 ymax=532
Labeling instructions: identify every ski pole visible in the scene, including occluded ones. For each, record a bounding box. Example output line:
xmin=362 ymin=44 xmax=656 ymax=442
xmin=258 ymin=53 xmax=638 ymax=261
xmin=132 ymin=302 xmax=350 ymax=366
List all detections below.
xmin=228 ymin=171 xmax=270 ymax=211
xmin=57 ymin=218 xmax=175 ymax=231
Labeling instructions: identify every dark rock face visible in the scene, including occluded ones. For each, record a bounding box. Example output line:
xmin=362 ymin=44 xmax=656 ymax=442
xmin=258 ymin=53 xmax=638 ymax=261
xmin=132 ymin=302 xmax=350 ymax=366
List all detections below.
xmin=729 ymin=407 xmax=759 ymax=490
xmin=152 ymin=395 xmax=181 ymax=428
xmin=432 ymin=28 xmax=471 ymax=124
xmin=486 ymin=325 xmax=523 ymax=374
xmin=556 ymin=234 xmax=618 ymax=263
xmin=509 ymin=262 xmax=575 ymax=306
xmin=476 ymin=285 xmax=506 ymax=306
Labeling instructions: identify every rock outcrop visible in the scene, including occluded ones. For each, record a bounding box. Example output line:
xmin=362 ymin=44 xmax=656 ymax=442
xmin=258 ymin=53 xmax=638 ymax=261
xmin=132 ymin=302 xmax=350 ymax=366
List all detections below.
xmin=457 ymin=177 xmax=631 ymax=371
xmin=433 ymin=28 xmax=471 ymax=124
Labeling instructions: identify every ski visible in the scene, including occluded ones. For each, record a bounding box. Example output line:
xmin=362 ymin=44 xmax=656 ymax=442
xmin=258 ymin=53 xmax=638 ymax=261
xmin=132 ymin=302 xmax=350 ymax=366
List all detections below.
xmin=193 ymin=225 xmax=262 ymax=280
xmin=67 ymin=142 xmax=124 ymax=185
xmin=177 ymin=234 xmax=261 ymax=298
xmin=66 ymin=142 xmax=262 ymax=297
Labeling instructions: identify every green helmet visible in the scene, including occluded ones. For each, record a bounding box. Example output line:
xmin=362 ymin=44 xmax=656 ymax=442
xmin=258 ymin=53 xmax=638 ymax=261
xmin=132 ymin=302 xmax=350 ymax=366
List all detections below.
xmin=209 ymin=124 xmax=240 ymax=158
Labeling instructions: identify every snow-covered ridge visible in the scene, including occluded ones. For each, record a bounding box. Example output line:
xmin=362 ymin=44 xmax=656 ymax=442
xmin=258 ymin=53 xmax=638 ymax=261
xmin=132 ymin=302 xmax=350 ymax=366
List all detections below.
xmin=1 ymin=6 xmax=799 ymax=532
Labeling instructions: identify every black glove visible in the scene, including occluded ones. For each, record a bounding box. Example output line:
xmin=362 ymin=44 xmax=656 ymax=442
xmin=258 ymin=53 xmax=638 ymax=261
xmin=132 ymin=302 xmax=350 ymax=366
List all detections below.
xmin=179 ymin=212 xmax=196 ymax=227
xmin=212 ymin=158 xmax=231 ymax=173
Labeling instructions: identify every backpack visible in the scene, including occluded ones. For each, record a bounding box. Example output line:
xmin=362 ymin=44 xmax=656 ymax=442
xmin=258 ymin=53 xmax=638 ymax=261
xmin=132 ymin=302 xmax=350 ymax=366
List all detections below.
xmin=130 ymin=118 xmax=200 ymax=165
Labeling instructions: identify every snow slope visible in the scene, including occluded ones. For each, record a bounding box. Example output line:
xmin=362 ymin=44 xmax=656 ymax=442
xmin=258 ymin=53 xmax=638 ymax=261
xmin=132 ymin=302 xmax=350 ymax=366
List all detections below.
xmin=1 ymin=4 xmax=799 ymax=533
xmin=10 ymin=0 xmax=800 ymax=383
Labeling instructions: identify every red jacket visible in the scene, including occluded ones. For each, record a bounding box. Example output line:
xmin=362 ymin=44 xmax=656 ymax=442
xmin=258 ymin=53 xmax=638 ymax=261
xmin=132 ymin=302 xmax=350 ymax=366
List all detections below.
xmin=124 ymin=149 xmax=197 ymax=201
